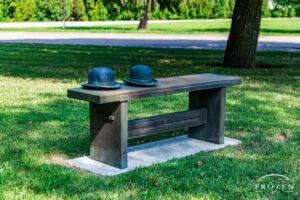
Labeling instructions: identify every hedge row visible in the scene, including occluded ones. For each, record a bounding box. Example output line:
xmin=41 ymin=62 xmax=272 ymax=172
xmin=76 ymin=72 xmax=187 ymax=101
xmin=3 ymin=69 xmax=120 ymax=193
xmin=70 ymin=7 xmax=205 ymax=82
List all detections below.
xmin=0 ymin=0 xmax=299 ymax=22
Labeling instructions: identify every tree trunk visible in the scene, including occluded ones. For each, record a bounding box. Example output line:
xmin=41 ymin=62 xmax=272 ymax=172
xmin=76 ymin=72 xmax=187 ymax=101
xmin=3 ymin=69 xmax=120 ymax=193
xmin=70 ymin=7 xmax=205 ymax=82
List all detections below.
xmin=138 ymin=0 xmax=152 ymax=30
xmin=223 ymin=0 xmax=263 ymax=69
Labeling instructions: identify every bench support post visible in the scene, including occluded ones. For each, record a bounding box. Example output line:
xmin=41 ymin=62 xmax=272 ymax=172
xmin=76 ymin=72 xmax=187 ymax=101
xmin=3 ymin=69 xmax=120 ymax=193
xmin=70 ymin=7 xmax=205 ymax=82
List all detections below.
xmin=89 ymin=102 xmax=128 ymax=169
xmin=188 ymin=88 xmax=226 ymax=144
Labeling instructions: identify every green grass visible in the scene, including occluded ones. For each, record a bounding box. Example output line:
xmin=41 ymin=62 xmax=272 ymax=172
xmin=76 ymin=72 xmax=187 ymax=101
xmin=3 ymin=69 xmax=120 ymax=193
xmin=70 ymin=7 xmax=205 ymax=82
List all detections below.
xmin=1 ymin=18 xmax=300 ymax=35
xmin=0 ymin=43 xmax=299 ymax=199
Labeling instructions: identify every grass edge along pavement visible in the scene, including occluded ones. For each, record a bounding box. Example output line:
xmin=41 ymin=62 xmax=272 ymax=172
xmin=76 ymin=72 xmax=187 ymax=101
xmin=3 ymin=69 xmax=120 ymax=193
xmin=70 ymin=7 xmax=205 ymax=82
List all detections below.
xmin=0 ymin=43 xmax=299 ymax=199
xmin=0 ymin=18 xmax=299 ymax=36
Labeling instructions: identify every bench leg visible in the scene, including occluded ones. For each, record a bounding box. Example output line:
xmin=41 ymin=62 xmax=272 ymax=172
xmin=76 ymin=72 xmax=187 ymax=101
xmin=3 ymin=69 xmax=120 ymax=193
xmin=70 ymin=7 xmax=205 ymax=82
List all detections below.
xmin=188 ymin=88 xmax=226 ymax=144
xmin=89 ymin=101 xmax=128 ymax=169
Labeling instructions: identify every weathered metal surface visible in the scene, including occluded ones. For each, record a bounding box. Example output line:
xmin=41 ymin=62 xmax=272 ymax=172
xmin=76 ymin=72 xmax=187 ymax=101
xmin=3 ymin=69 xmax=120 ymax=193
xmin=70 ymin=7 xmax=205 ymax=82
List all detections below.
xmin=188 ymin=88 xmax=226 ymax=144
xmin=82 ymin=67 xmax=121 ymax=89
xmin=123 ymin=65 xmax=158 ymax=86
xmin=68 ymin=74 xmax=242 ymax=104
xmin=90 ymin=102 xmax=128 ymax=169
xmin=128 ymin=108 xmax=207 ymax=139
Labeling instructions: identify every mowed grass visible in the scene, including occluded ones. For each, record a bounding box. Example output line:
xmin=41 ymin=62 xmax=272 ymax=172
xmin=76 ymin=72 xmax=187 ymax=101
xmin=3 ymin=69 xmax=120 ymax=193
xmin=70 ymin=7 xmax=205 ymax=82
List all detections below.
xmin=1 ymin=18 xmax=300 ymax=35
xmin=0 ymin=43 xmax=299 ymax=199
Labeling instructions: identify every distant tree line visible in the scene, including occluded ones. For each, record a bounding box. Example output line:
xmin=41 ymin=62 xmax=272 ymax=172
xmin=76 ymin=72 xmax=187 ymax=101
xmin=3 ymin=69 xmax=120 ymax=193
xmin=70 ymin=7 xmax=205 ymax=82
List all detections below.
xmin=0 ymin=0 xmax=298 ymax=22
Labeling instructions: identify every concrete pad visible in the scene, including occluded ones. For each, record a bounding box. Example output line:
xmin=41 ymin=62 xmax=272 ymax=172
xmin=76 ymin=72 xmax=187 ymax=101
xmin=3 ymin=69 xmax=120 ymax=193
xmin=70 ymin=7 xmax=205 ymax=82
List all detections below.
xmin=67 ymin=135 xmax=241 ymax=176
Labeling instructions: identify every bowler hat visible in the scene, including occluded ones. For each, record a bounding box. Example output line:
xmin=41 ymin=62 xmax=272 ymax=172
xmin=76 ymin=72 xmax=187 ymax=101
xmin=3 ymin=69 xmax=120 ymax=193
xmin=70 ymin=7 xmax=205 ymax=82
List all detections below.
xmin=82 ymin=67 xmax=121 ymax=89
xmin=124 ymin=65 xmax=157 ymax=86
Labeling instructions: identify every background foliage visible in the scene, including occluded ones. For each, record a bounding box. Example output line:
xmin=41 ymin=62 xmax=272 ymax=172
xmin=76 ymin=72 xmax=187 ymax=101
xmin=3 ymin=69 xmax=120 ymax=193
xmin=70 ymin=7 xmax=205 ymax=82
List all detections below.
xmin=0 ymin=0 xmax=299 ymax=22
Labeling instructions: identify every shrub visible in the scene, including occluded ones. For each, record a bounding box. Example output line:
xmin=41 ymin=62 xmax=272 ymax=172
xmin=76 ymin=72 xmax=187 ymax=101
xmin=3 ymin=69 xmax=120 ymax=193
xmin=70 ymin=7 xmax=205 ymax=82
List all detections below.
xmin=261 ymin=0 xmax=272 ymax=18
xmin=0 ymin=4 xmax=3 ymax=21
xmin=36 ymin=0 xmax=71 ymax=21
xmin=0 ymin=0 xmax=298 ymax=21
xmin=95 ymin=0 xmax=108 ymax=21
xmin=272 ymin=0 xmax=300 ymax=18
xmin=14 ymin=0 xmax=36 ymax=21
xmin=72 ymin=0 xmax=88 ymax=21
xmin=85 ymin=0 xmax=97 ymax=21
xmin=272 ymin=10 xmax=283 ymax=17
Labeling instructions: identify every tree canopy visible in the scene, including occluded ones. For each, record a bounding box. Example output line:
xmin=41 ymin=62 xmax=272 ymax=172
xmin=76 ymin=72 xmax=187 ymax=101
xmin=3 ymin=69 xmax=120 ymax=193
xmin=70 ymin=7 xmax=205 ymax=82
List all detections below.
xmin=0 ymin=0 xmax=298 ymax=22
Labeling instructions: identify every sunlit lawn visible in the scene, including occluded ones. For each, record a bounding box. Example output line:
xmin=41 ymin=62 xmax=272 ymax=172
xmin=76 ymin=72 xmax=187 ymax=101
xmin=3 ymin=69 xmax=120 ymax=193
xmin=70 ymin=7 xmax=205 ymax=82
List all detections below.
xmin=1 ymin=18 xmax=300 ymax=36
xmin=0 ymin=43 xmax=299 ymax=199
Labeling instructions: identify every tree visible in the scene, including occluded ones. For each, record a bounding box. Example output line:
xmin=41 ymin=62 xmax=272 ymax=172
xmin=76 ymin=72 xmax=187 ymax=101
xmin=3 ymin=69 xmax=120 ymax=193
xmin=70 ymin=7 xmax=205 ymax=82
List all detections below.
xmin=223 ymin=0 xmax=263 ymax=69
xmin=0 ymin=3 xmax=3 ymax=21
xmin=85 ymin=0 xmax=97 ymax=21
xmin=36 ymin=0 xmax=71 ymax=21
xmin=14 ymin=0 xmax=36 ymax=21
xmin=72 ymin=0 xmax=87 ymax=21
xmin=272 ymin=0 xmax=300 ymax=17
xmin=95 ymin=0 xmax=108 ymax=21
xmin=138 ymin=0 xmax=152 ymax=29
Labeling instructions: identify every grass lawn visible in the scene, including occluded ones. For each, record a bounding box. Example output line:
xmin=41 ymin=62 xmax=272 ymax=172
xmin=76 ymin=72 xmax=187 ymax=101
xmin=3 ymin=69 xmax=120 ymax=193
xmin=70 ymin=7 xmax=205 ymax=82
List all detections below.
xmin=0 ymin=43 xmax=299 ymax=199
xmin=1 ymin=18 xmax=300 ymax=36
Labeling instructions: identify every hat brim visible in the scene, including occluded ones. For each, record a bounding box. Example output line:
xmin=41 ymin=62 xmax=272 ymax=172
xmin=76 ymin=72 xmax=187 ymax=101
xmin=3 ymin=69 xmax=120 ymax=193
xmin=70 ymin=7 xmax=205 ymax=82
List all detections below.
xmin=82 ymin=82 xmax=121 ymax=89
xmin=123 ymin=79 xmax=158 ymax=87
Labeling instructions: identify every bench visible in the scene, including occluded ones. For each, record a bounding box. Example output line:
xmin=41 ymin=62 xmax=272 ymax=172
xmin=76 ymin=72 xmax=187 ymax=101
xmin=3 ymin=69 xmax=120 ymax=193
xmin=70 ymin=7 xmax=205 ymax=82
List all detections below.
xmin=68 ymin=74 xmax=242 ymax=169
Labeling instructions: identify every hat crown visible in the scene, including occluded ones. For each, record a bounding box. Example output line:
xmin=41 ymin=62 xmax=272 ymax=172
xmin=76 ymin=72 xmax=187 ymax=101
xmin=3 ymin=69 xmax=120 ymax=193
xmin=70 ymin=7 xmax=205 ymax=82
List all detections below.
xmin=88 ymin=67 xmax=116 ymax=86
xmin=129 ymin=65 xmax=153 ymax=83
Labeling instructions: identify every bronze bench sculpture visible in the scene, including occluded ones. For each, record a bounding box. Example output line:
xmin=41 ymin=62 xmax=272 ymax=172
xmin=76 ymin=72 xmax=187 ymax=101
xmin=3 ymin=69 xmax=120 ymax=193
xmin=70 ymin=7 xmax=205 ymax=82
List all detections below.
xmin=68 ymin=74 xmax=242 ymax=169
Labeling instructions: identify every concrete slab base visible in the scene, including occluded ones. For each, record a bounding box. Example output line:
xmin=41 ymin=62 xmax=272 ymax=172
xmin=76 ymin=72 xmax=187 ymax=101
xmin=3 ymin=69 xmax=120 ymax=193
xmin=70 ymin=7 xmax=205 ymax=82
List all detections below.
xmin=67 ymin=135 xmax=241 ymax=176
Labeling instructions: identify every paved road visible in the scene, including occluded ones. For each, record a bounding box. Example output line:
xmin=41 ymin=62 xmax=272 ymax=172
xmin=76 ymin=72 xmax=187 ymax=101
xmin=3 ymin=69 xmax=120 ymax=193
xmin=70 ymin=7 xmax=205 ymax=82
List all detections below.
xmin=0 ymin=31 xmax=299 ymax=52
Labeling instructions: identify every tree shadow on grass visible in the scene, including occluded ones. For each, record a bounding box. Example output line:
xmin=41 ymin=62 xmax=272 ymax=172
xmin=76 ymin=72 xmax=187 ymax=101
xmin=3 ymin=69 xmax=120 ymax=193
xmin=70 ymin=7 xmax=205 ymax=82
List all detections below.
xmin=260 ymin=28 xmax=300 ymax=34
xmin=183 ymin=28 xmax=230 ymax=34
xmin=0 ymin=83 xmax=299 ymax=199
xmin=1 ymin=133 xmax=298 ymax=199
xmin=1 ymin=87 xmax=298 ymax=155
xmin=0 ymin=43 xmax=299 ymax=198
xmin=65 ymin=26 xmax=135 ymax=31
xmin=187 ymin=28 xmax=300 ymax=35
xmin=0 ymin=43 xmax=299 ymax=83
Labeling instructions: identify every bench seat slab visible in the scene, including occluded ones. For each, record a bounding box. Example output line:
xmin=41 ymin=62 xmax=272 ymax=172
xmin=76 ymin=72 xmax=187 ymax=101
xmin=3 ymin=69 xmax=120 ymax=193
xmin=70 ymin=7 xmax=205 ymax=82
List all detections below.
xmin=68 ymin=74 xmax=241 ymax=104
